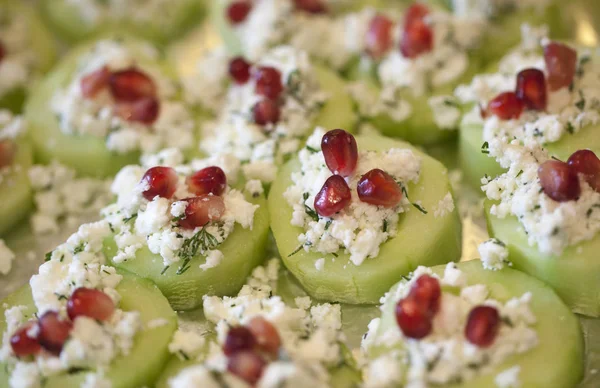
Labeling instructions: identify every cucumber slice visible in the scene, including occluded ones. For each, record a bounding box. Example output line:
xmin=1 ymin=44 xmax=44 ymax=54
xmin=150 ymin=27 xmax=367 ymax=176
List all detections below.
xmin=268 ymin=134 xmax=462 ymax=304
xmin=485 ymin=200 xmax=600 ymax=318
xmin=313 ymin=64 xmax=358 ymax=132
xmin=368 ymin=260 xmax=584 ymax=388
xmin=0 ymin=140 xmax=33 ymax=236
xmin=0 ymin=272 xmax=177 ymax=388
xmin=103 ymin=194 xmax=271 ymax=311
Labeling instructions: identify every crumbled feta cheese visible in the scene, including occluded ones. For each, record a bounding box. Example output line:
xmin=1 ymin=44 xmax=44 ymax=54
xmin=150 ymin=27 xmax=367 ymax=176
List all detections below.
xmin=433 ymin=192 xmax=456 ymax=218
xmin=478 ymin=238 xmax=510 ymax=270
xmin=169 ymin=329 xmax=206 ymax=360
xmin=245 ymin=179 xmax=265 ymax=198
xmin=495 ymin=366 xmax=521 ymax=388
xmin=0 ymin=239 xmax=16 ymax=275
xmin=314 ymin=258 xmax=325 ymax=271
xmin=81 ymin=372 xmax=112 ymax=388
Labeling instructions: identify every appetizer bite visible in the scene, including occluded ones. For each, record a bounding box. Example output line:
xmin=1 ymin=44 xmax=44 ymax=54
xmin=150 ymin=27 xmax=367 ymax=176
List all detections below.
xmin=102 ymin=149 xmax=270 ymax=311
xmin=269 ymin=128 xmax=461 ymax=304
xmin=361 ymin=261 xmax=583 ymax=387
xmin=25 ymin=37 xmax=202 ymax=178
xmin=0 ymin=222 xmax=177 ymax=387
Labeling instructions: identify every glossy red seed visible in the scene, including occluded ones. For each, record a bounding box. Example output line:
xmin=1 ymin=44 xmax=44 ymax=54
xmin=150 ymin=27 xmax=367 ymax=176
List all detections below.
xmin=0 ymin=139 xmax=16 ymax=168
xmin=109 ymin=68 xmax=156 ymax=102
xmin=399 ymin=20 xmax=433 ymax=59
xmin=357 ymin=169 xmax=403 ymax=208
xmin=229 ymin=57 xmax=252 ymax=84
xmin=0 ymin=40 xmax=5 ymax=63
xmin=247 ymin=316 xmax=281 ymax=356
xmin=187 ymin=166 xmax=227 ymax=196
xmin=10 ymin=322 xmax=41 ymax=357
xmin=178 ymin=195 xmax=226 ymax=229
xmin=538 ymin=160 xmax=581 ymax=202
xmin=293 ymin=0 xmax=327 ymax=14
xmin=465 ymin=305 xmax=500 ymax=347
xmin=140 ymin=166 xmax=178 ymax=201
xmin=544 ymin=42 xmax=578 ymax=91
xmin=227 ymin=1 xmax=252 ymax=25
xmin=516 ymin=68 xmax=547 ymax=111
xmin=253 ymin=99 xmax=281 ymax=126
xmin=409 ymin=274 xmax=441 ymax=316
xmin=37 ymin=311 xmax=73 ymax=355
xmin=227 ymin=350 xmax=266 ymax=385
xmin=395 ymin=296 xmax=432 ymax=339
xmin=223 ymin=326 xmax=256 ymax=357
xmin=487 ymin=92 xmax=524 ymax=120
xmin=67 ymin=288 xmax=115 ymax=322
xmin=115 ymin=96 xmax=160 ymax=125
xmin=314 ymin=175 xmax=352 ymax=217
xmin=404 ymin=3 xmax=430 ymax=28
xmin=567 ymin=149 xmax=600 ymax=192
xmin=80 ymin=66 xmax=111 ymax=99
xmin=321 ymin=129 xmax=358 ymax=177
xmin=254 ymin=66 xmax=284 ymax=100
xmin=366 ymin=14 xmax=394 ymax=60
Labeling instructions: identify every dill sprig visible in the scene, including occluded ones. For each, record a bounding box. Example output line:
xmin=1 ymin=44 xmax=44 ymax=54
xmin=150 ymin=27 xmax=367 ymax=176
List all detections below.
xmin=176 ymin=228 xmax=220 ymax=275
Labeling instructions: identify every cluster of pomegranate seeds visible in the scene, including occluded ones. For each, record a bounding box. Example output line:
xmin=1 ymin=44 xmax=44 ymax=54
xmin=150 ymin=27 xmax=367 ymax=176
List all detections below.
xmin=187 ymin=166 xmax=227 ymax=196
xmin=10 ymin=322 xmax=41 ymax=357
xmin=399 ymin=4 xmax=433 ymax=59
xmin=0 ymin=139 xmax=16 ymax=168
xmin=314 ymin=175 xmax=352 ymax=217
xmin=516 ymin=69 xmax=547 ymax=111
xmin=464 ymin=305 xmax=500 ymax=347
xmin=293 ymin=0 xmax=327 ymax=14
xmin=179 ymin=195 xmax=226 ymax=230
xmin=366 ymin=14 xmax=394 ymax=59
xmin=114 ymin=97 xmax=160 ymax=125
xmin=226 ymin=1 xmax=252 ymax=25
xmin=321 ymin=129 xmax=358 ymax=177
xmin=357 ymin=169 xmax=403 ymax=208
xmin=109 ymin=69 xmax=156 ymax=102
xmin=395 ymin=274 xmax=441 ymax=339
xmin=255 ymin=66 xmax=284 ymax=100
xmin=486 ymin=92 xmax=524 ymax=120
xmin=544 ymin=42 xmax=578 ymax=91
xmin=538 ymin=149 xmax=600 ymax=202
xmin=140 ymin=166 xmax=179 ymax=201
xmin=229 ymin=57 xmax=252 ymax=85
xmin=67 ymin=288 xmax=115 ymax=321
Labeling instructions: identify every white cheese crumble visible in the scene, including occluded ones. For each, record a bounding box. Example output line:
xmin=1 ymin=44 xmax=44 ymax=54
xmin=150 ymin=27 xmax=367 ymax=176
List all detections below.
xmin=433 ymin=192 xmax=456 ymax=218
xmin=495 ymin=365 xmax=521 ymax=388
xmin=0 ymin=239 xmax=15 ymax=275
xmin=169 ymin=329 xmax=206 ymax=360
xmin=478 ymin=238 xmax=510 ymax=270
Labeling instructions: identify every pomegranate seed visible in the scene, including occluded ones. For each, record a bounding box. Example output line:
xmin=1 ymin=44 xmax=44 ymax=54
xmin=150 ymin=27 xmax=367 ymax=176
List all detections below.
xmin=395 ymin=296 xmax=432 ymax=339
xmin=109 ymin=67 xmax=156 ymax=102
xmin=140 ymin=166 xmax=178 ymax=201
xmin=366 ymin=14 xmax=394 ymax=59
xmin=227 ymin=350 xmax=266 ymax=385
xmin=0 ymin=40 xmax=5 ymax=63
xmin=178 ymin=195 xmax=225 ymax=229
xmin=357 ymin=169 xmax=403 ymax=208
xmin=487 ymin=92 xmax=524 ymax=120
xmin=409 ymin=275 xmax=441 ymax=316
xmin=567 ymin=149 xmax=600 ymax=192
xmin=314 ymin=175 xmax=352 ymax=217
xmin=80 ymin=66 xmax=111 ymax=99
xmin=115 ymin=96 xmax=160 ymax=125
xmin=226 ymin=1 xmax=252 ymax=25
xmin=67 ymin=288 xmax=115 ymax=322
xmin=37 ymin=311 xmax=72 ymax=355
xmin=404 ymin=3 xmax=430 ymax=28
xmin=223 ymin=326 xmax=256 ymax=357
xmin=544 ymin=42 xmax=578 ymax=91
xmin=399 ymin=20 xmax=433 ymax=59
xmin=293 ymin=0 xmax=327 ymax=14
xmin=253 ymin=99 xmax=281 ymax=126
xmin=321 ymin=129 xmax=358 ymax=177
xmin=247 ymin=316 xmax=281 ymax=356
xmin=254 ymin=66 xmax=283 ymax=100
xmin=516 ymin=68 xmax=547 ymax=111
xmin=465 ymin=305 xmax=500 ymax=347
xmin=10 ymin=322 xmax=41 ymax=357
xmin=187 ymin=166 xmax=227 ymax=196
xmin=538 ymin=160 xmax=581 ymax=202
xmin=0 ymin=139 xmax=16 ymax=168
xmin=229 ymin=57 xmax=251 ymax=84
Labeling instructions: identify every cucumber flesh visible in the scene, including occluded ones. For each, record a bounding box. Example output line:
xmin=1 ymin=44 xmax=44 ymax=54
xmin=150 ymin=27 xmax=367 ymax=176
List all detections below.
xmin=0 ymin=272 xmax=177 ymax=388
xmin=268 ymin=134 xmax=462 ymax=304
xmin=0 ymin=140 xmax=33 ymax=236
xmin=313 ymin=64 xmax=358 ymax=133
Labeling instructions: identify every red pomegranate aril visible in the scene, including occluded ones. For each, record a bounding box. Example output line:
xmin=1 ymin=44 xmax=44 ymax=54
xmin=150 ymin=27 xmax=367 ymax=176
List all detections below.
xmin=395 ymin=296 xmax=432 ymax=339
xmin=314 ymin=175 xmax=352 ymax=217
xmin=567 ymin=149 xmax=600 ymax=192
xmin=187 ymin=166 xmax=227 ymax=196
xmin=223 ymin=326 xmax=257 ymax=357
xmin=366 ymin=14 xmax=394 ymax=59
xmin=538 ymin=160 xmax=581 ymax=202
xmin=294 ymin=0 xmax=327 ymax=14
xmin=399 ymin=20 xmax=433 ymax=59
xmin=0 ymin=139 xmax=16 ymax=168
xmin=80 ymin=66 xmax=111 ymax=99
xmin=227 ymin=1 xmax=252 ymax=25
xmin=10 ymin=322 xmax=41 ymax=357
xmin=109 ymin=67 xmax=156 ymax=102
xmin=37 ymin=311 xmax=73 ymax=355
xmin=227 ymin=350 xmax=266 ymax=385
xmin=357 ymin=169 xmax=403 ymax=208
xmin=465 ymin=305 xmax=500 ymax=347
xmin=254 ymin=66 xmax=284 ymax=100
xmin=404 ymin=3 xmax=430 ymax=28
xmin=409 ymin=274 xmax=441 ymax=316
xmin=229 ymin=57 xmax=252 ymax=84
xmin=178 ymin=195 xmax=226 ymax=229
xmin=115 ymin=96 xmax=160 ymax=125
xmin=516 ymin=68 xmax=547 ymax=111
xmin=544 ymin=42 xmax=578 ymax=91
xmin=140 ymin=166 xmax=178 ymax=201
xmin=321 ymin=129 xmax=358 ymax=177
xmin=487 ymin=92 xmax=524 ymax=120
xmin=247 ymin=316 xmax=281 ymax=356
xmin=253 ymin=99 xmax=281 ymax=126
xmin=67 ymin=288 xmax=115 ymax=322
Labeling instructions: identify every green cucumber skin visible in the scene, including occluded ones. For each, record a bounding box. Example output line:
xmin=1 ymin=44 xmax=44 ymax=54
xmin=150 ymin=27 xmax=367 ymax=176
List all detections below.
xmin=104 ymin=194 xmax=271 ymax=311
xmin=485 ymin=201 xmax=600 ymax=318
xmin=372 ymin=260 xmax=584 ymax=388
xmin=313 ymin=64 xmax=359 ymax=133
xmin=268 ymin=134 xmax=462 ymax=304
xmin=0 ymin=140 xmax=34 ymax=236
xmin=0 ymin=272 xmax=177 ymax=388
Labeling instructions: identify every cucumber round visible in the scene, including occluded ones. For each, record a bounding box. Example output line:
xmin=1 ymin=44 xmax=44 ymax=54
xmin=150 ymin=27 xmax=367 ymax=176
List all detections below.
xmin=0 ymin=272 xmax=177 ymax=388
xmin=312 ymin=64 xmax=358 ymax=132
xmin=268 ymin=133 xmax=462 ymax=304
xmin=103 ymin=194 xmax=270 ymax=311
xmin=0 ymin=139 xmax=33 ymax=236
xmin=367 ymin=260 xmax=584 ymax=388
